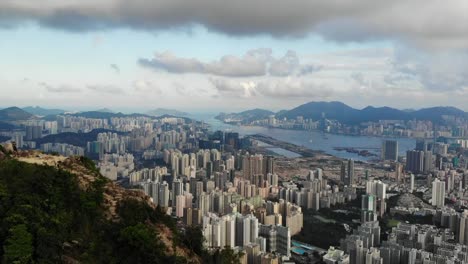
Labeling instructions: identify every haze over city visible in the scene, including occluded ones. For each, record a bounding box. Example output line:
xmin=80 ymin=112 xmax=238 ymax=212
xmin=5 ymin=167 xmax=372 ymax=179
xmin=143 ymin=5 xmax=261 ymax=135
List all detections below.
xmin=1 ymin=2 xmax=468 ymax=264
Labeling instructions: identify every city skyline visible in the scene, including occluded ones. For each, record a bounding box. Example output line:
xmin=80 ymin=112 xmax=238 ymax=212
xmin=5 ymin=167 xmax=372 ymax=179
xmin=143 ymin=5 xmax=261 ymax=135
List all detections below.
xmin=1 ymin=1 xmax=468 ymax=111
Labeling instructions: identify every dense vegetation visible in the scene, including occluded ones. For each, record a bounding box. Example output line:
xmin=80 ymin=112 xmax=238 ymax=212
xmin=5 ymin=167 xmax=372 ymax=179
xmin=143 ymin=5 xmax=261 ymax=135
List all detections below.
xmin=293 ymin=197 xmax=362 ymax=249
xmin=0 ymin=154 xmax=243 ymax=263
xmin=0 ymin=157 xmax=182 ymax=263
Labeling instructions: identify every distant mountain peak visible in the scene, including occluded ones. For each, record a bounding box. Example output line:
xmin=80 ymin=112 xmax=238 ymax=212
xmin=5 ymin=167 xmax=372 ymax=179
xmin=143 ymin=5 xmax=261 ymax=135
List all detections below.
xmin=145 ymin=108 xmax=189 ymax=117
xmin=94 ymin=108 xmax=114 ymax=113
xmin=22 ymin=106 xmax=66 ymax=116
xmin=0 ymin=106 xmax=35 ymax=121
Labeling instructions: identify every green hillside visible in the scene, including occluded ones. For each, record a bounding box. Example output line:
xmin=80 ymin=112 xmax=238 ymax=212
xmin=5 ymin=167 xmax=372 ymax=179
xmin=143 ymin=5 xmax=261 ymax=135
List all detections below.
xmin=0 ymin=156 xmax=190 ymax=263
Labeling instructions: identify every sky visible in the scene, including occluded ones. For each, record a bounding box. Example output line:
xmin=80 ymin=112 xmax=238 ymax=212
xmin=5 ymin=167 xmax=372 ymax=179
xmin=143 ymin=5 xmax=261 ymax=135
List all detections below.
xmin=0 ymin=1 xmax=467 ymax=112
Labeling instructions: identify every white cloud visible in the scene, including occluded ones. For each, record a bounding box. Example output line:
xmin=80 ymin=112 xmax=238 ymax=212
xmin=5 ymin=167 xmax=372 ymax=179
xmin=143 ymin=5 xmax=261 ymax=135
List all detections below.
xmin=139 ymin=49 xmax=321 ymax=77
xmin=133 ymin=80 xmax=161 ymax=94
xmin=40 ymin=82 xmax=81 ymax=93
xmin=87 ymin=84 xmax=123 ymax=94
xmin=210 ymin=77 xmax=333 ymax=99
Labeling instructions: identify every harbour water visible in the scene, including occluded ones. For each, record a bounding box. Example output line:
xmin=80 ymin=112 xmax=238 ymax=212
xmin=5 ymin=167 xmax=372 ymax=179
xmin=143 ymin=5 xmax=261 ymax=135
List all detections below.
xmin=190 ymin=112 xmax=416 ymax=161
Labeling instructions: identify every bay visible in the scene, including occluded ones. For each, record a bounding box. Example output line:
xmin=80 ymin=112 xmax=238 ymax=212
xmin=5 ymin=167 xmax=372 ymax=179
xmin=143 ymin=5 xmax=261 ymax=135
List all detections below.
xmin=190 ymin=112 xmax=416 ymax=161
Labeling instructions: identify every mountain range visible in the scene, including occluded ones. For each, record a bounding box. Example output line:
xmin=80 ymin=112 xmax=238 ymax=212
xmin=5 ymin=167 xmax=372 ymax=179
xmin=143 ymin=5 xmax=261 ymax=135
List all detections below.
xmin=218 ymin=101 xmax=468 ymax=125
xmin=22 ymin=106 xmax=66 ymax=116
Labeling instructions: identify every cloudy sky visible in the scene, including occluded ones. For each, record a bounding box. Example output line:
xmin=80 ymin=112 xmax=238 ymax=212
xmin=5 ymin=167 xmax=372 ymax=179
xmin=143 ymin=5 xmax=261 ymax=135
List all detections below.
xmin=0 ymin=1 xmax=467 ymax=112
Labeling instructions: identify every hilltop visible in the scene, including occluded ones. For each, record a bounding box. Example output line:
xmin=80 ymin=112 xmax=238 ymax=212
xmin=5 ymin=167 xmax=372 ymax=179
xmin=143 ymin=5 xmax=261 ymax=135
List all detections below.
xmin=0 ymin=148 xmax=205 ymax=263
xmin=146 ymin=108 xmax=189 ymax=117
xmin=0 ymin=107 xmax=35 ymax=121
xmin=22 ymin=106 xmax=66 ymax=116
xmin=216 ymin=108 xmax=275 ymax=124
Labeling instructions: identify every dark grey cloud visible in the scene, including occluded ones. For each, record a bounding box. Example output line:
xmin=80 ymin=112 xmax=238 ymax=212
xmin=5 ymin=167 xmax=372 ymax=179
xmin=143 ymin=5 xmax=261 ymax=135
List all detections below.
xmin=299 ymin=65 xmax=323 ymax=76
xmin=110 ymin=64 xmax=120 ymax=73
xmin=351 ymin=72 xmax=365 ymax=85
xmin=39 ymin=82 xmax=81 ymax=93
xmin=139 ymin=49 xmax=320 ymax=77
xmin=1 ymin=1 xmax=468 ymax=48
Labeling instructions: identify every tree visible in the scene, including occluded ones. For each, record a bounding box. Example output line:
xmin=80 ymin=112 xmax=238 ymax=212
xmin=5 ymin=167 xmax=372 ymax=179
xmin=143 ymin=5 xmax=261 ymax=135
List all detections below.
xmin=3 ymin=224 xmax=33 ymax=264
xmin=219 ymin=246 xmax=244 ymax=264
xmin=183 ymin=226 xmax=205 ymax=255
xmin=116 ymin=223 xmax=166 ymax=263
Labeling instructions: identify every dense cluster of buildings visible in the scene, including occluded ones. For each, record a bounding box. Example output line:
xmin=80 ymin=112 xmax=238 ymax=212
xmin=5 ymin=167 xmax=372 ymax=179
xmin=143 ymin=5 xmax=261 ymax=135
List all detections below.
xmin=2 ymin=108 xmax=468 ymax=264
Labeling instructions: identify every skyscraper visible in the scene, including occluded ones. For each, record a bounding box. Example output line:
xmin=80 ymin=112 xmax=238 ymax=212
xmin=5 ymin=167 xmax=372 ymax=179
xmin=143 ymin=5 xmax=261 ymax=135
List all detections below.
xmin=340 ymin=159 xmax=354 ymax=186
xmin=416 ymin=140 xmax=428 ymax=152
xmin=340 ymin=161 xmax=347 ymax=183
xmin=410 ymin=174 xmax=415 ymax=193
xmin=361 ymin=194 xmax=377 ymax=223
xmin=431 ymin=179 xmax=445 ymax=208
xmin=423 ymin=151 xmax=433 ymax=173
xmin=347 ymin=159 xmax=355 ymax=186
xmin=406 ymin=150 xmax=424 ymax=173
xmin=382 ymin=140 xmax=398 ymax=161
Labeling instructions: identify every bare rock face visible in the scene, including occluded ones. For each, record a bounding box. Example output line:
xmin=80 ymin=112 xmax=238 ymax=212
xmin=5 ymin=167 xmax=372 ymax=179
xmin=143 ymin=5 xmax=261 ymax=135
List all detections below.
xmin=2 ymin=142 xmax=15 ymax=153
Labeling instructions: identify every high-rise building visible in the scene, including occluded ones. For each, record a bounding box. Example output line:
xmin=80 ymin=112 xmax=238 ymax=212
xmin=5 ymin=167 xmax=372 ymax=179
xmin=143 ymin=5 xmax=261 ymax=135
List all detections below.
xmin=410 ymin=174 xmax=415 ymax=193
xmin=224 ymin=132 xmax=240 ymax=149
xmin=415 ymin=140 xmax=428 ymax=152
xmin=382 ymin=140 xmax=398 ymax=161
xmin=158 ymin=181 xmax=170 ymax=208
xmin=11 ymin=132 xmax=24 ymax=148
xmin=423 ymin=151 xmax=433 ymax=173
xmin=431 ymin=179 xmax=445 ymax=208
xmin=406 ymin=150 xmax=424 ymax=173
xmin=259 ymin=224 xmax=291 ymax=257
xmin=263 ymin=156 xmax=275 ymax=176
xmin=242 ymin=154 xmax=264 ymax=180
xmin=341 ymin=159 xmax=354 ymax=186
xmin=361 ymin=194 xmax=377 ymax=223
xmin=341 ymin=161 xmax=347 ymax=184
xmin=394 ymin=163 xmax=403 ymax=182
xmin=175 ymin=195 xmax=185 ymax=217
xmin=25 ymin=125 xmax=42 ymax=140
xmin=347 ymin=159 xmax=355 ymax=186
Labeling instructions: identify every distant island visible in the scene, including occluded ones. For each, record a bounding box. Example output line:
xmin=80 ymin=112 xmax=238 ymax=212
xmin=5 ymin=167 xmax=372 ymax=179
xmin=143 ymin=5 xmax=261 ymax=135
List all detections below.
xmin=215 ymin=108 xmax=275 ymax=124
xmin=145 ymin=108 xmax=189 ymax=117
